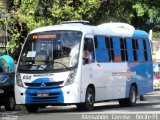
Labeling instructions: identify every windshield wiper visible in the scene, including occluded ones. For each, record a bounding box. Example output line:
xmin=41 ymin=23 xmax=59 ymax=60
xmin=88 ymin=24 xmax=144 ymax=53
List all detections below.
xmin=19 ymin=64 xmax=47 ymax=71
xmin=35 ymin=64 xmax=46 ymax=70
xmin=54 ymin=62 xmax=70 ymax=70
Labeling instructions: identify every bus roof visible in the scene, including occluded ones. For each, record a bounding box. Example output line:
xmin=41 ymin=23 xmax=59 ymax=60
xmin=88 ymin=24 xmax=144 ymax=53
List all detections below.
xmin=29 ymin=22 xmax=149 ymax=39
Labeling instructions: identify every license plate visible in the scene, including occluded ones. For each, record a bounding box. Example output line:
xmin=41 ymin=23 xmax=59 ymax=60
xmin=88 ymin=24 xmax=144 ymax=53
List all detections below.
xmin=37 ymin=93 xmax=49 ymax=97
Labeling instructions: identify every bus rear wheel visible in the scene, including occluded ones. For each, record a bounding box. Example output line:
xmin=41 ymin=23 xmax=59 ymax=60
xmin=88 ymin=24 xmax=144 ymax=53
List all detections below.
xmin=119 ymin=85 xmax=137 ymax=107
xmin=127 ymin=85 xmax=137 ymax=106
xmin=76 ymin=87 xmax=95 ymax=111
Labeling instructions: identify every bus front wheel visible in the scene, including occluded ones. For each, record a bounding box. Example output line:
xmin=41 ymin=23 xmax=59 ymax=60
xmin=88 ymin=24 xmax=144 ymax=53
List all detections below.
xmin=26 ymin=105 xmax=38 ymax=113
xmin=77 ymin=87 xmax=95 ymax=111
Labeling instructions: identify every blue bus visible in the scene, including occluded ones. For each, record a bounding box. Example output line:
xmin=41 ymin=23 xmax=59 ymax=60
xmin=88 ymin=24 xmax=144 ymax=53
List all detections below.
xmin=15 ymin=21 xmax=153 ymax=112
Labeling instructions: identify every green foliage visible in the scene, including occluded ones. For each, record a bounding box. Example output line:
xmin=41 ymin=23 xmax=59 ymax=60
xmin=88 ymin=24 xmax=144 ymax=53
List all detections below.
xmin=0 ymin=49 xmax=6 ymax=55
xmin=153 ymin=32 xmax=160 ymax=40
xmin=49 ymin=0 xmax=100 ymax=23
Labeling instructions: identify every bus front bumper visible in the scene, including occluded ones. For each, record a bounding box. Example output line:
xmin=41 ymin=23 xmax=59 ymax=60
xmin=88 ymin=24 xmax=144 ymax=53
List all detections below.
xmin=15 ymin=83 xmax=81 ymax=105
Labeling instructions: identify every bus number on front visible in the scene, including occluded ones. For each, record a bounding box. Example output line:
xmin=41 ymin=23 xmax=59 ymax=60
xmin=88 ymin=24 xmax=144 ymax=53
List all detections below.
xmin=23 ymin=75 xmax=32 ymax=80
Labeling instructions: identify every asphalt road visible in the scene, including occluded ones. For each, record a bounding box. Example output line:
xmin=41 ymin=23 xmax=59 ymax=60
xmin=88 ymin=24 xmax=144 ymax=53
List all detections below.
xmin=0 ymin=88 xmax=160 ymax=120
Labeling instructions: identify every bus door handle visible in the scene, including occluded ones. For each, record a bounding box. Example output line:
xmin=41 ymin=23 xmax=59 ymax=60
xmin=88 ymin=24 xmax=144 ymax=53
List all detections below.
xmin=97 ymin=64 xmax=100 ymax=67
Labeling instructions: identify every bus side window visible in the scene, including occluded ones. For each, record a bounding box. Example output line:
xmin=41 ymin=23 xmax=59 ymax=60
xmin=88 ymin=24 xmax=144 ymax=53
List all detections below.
xmin=126 ymin=38 xmax=134 ymax=62
xmin=146 ymin=39 xmax=152 ymax=62
xmin=83 ymin=38 xmax=95 ymax=64
xmin=120 ymin=38 xmax=127 ymax=61
xmin=143 ymin=39 xmax=148 ymax=61
xmin=110 ymin=38 xmax=114 ymax=61
xmin=105 ymin=37 xmax=111 ymax=61
xmin=132 ymin=39 xmax=138 ymax=61
xmin=94 ymin=36 xmax=110 ymax=62
xmin=137 ymin=39 xmax=144 ymax=62
xmin=112 ymin=37 xmax=121 ymax=62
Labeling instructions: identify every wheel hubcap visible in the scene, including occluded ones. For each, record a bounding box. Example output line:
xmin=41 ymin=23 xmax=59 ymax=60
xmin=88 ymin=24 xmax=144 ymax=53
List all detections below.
xmin=10 ymin=98 xmax=14 ymax=108
xmin=131 ymin=90 xmax=135 ymax=103
xmin=87 ymin=93 xmax=93 ymax=105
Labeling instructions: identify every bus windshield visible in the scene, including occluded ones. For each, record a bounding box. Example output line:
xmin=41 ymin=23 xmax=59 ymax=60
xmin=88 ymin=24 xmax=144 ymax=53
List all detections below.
xmin=18 ymin=30 xmax=82 ymax=72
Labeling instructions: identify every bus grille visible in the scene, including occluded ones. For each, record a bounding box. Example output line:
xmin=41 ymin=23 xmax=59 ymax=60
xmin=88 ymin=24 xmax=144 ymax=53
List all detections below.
xmin=25 ymin=81 xmax=63 ymax=88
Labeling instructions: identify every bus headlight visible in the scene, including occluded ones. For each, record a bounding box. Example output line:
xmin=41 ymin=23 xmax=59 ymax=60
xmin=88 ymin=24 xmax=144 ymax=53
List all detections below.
xmin=65 ymin=70 xmax=77 ymax=86
xmin=71 ymin=54 xmax=78 ymax=66
xmin=16 ymin=73 xmax=23 ymax=87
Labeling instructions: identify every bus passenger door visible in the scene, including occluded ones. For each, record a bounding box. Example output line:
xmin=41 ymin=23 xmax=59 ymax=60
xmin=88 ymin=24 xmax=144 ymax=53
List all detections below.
xmin=81 ymin=37 xmax=97 ymax=101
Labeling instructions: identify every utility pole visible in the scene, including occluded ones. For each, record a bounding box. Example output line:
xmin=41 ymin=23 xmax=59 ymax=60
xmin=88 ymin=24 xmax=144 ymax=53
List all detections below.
xmin=5 ymin=0 xmax=8 ymax=55
xmin=0 ymin=1 xmax=10 ymax=55
xmin=149 ymin=29 xmax=153 ymax=41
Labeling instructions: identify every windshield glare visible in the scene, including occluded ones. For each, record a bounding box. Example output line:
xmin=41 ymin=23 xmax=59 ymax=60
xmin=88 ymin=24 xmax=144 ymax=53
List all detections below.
xmin=18 ymin=31 xmax=82 ymax=71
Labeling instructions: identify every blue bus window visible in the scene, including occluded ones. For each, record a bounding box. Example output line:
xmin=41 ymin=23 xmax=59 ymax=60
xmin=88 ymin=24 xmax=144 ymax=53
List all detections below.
xmin=105 ymin=37 xmax=110 ymax=49
xmin=138 ymin=39 xmax=144 ymax=50
xmin=132 ymin=39 xmax=138 ymax=49
xmin=143 ymin=40 xmax=148 ymax=61
xmin=126 ymin=38 xmax=133 ymax=50
xmin=95 ymin=36 xmax=110 ymax=62
xmin=143 ymin=39 xmax=147 ymax=50
xmin=97 ymin=36 xmax=106 ymax=49
xmin=120 ymin=38 xmax=127 ymax=61
xmin=132 ymin=39 xmax=138 ymax=61
xmin=126 ymin=38 xmax=134 ymax=62
xmin=127 ymin=50 xmax=134 ymax=62
xmin=113 ymin=37 xmax=120 ymax=49
xmin=137 ymin=39 xmax=144 ymax=62
xmin=96 ymin=50 xmax=110 ymax=62
xmin=146 ymin=40 xmax=152 ymax=62
xmin=137 ymin=50 xmax=144 ymax=62
xmin=112 ymin=37 xmax=121 ymax=61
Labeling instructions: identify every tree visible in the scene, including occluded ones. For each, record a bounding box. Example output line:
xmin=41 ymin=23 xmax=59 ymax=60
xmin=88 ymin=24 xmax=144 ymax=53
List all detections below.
xmin=0 ymin=0 xmax=101 ymax=54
